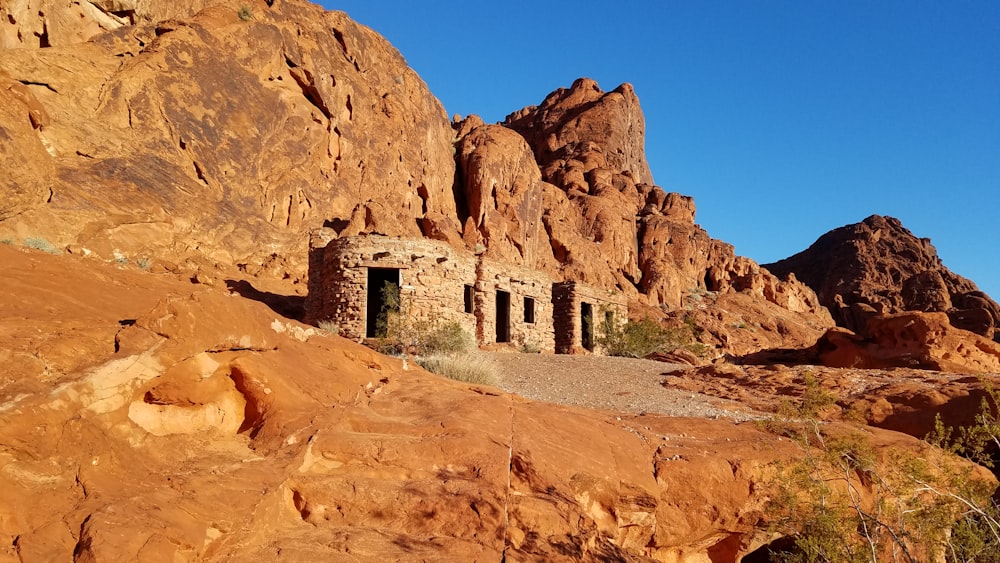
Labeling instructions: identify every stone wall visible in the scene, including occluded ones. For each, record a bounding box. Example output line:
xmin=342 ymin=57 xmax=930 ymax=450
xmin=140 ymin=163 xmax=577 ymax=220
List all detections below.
xmin=307 ymin=234 xmax=625 ymax=355
xmin=305 ymin=233 xmax=477 ymax=341
xmin=476 ymin=259 xmax=555 ymax=351
xmin=553 ymin=282 xmax=628 ymax=354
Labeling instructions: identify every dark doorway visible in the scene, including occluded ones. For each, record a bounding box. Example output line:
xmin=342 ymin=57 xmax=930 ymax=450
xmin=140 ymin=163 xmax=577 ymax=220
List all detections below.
xmin=366 ymin=268 xmax=400 ymax=338
xmin=581 ymin=302 xmax=594 ymax=351
xmin=464 ymin=284 xmax=475 ymax=314
xmin=496 ymin=290 xmax=511 ymax=343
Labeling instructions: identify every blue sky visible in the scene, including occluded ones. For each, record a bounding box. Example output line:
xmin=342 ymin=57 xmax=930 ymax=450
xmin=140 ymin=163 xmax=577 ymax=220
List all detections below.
xmin=323 ymin=1 xmax=1000 ymax=299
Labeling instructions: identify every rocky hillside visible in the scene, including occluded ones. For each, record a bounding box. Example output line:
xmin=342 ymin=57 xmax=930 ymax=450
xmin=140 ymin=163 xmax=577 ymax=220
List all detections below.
xmin=2 ymin=242 xmax=989 ymax=561
xmin=0 ymin=0 xmax=833 ymax=356
xmin=765 ymin=215 xmax=1000 ymax=341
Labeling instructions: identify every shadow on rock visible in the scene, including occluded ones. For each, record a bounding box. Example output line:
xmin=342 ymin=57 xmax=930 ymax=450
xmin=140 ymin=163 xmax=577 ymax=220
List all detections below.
xmin=225 ymin=279 xmax=305 ymax=321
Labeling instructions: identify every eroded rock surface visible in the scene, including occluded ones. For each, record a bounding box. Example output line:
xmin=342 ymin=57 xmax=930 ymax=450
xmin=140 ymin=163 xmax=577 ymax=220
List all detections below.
xmin=0 ymin=1 xmax=834 ymax=358
xmin=765 ymin=214 xmax=1000 ymax=341
xmin=665 ymin=361 xmax=1000 ymax=444
xmin=494 ymin=78 xmax=832 ymax=354
xmin=0 ymin=0 xmax=457 ymax=284
xmin=0 ymin=243 xmax=964 ymax=562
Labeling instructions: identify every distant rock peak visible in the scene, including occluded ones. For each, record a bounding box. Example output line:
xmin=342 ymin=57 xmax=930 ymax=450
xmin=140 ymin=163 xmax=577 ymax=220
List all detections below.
xmin=765 ymin=215 xmax=1000 ymax=341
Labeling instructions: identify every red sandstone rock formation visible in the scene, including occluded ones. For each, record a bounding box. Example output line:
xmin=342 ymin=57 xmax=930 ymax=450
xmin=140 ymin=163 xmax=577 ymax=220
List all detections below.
xmin=0 ymin=0 xmax=457 ymax=282
xmin=765 ymin=214 xmax=1000 ymax=341
xmin=493 ymin=78 xmax=832 ymax=354
xmin=1 ymin=0 xmax=214 ymax=48
xmin=813 ymin=312 xmax=1000 ymax=373
xmin=3 ymin=242 xmax=956 ymax=561
xmin=0 ymin=1 xmax=834 ymax=357
xmin=665 ymin=362 xmax=1000 ymax=445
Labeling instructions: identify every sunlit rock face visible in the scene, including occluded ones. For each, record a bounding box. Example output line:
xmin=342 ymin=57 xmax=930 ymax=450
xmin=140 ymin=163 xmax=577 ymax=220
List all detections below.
xmin=765 ymin=214 xmax=1000 ymax=341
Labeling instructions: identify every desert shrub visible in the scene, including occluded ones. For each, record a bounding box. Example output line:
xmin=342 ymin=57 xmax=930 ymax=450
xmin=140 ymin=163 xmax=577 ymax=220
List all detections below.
xmin=422 ymin=320 xmax=474 ymax=354
xmin=758 ymin=378 xmax=1000 ymax=562
xmin=599 ymin=316 xmax=709 ymax=359
xmin=416 ymin=353 xmax=499 ymax=386
xmin=372 ymin=283 xmax=473 ymax=357
xmin=22 ymin=237 xmax=59 ymax=254
xmin=377 ymin=316 xmax=473 ymax=356
xmin=600 ymin=317 xmax=670 ymax=358
xmin=520 ymin=341 xmax=541 ymax=354
xmin=317 ymin=320 xmax=339 ymax=335
xmin=927 ymin=379 xmax=1000 ymax=469
xmin=374 ymin=281 xmax=401 ymax=339
xmin=136 ymin=257 xmax=151 ymax=270
xmin=237 ymin=6 xmax=252 ymax=20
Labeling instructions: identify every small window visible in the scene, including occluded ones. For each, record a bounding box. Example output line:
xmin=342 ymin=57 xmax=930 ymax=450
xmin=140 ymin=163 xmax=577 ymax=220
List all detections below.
xmin=464 ymin=284 xmax=475 ymax=314
xmin=524 ymin=297 xmax=535 ymax=323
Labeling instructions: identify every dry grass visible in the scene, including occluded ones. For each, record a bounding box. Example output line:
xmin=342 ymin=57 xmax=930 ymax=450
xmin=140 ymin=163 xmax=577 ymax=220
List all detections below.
xmin=417 ymin=353 xmax=499 ymax=386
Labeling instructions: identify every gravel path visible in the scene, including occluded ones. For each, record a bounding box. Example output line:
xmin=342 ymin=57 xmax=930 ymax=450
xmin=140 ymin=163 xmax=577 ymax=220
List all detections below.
xmin=488 ymin=352 xmax=759 ymax=421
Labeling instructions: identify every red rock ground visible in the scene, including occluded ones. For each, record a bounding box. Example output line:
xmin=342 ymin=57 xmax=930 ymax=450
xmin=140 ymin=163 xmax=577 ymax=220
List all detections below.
xmin=2 ymin=244 xmax=983 ymax=562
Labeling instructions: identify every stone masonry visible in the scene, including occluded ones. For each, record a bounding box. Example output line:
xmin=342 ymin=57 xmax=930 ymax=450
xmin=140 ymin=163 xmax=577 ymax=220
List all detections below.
xmin=305 ymin=231 xmax=478 ymax=340
xmin=553 ymin=281 xmax=629 ymax=354
xmin=306 ymin=232 xmax=557 ymax=351
xmin=476 ymin=258 xmax=555 ymax=351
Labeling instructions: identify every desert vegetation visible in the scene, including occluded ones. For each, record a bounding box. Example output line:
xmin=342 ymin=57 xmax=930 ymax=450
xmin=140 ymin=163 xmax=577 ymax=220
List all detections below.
xmin=370 ymin=281 xmax=497 ymax=385
xmin=598 ymin=315 xmax=709 ymax=359
xmin=755 ymin=375 xmax=1000 ymax=562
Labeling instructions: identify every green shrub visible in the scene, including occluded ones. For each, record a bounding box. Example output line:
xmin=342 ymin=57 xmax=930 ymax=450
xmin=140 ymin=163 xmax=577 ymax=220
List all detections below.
xmin=758 ymin=378 xmax=1000 ymax=562
xmin=371 ymin=283 xmax=473 ymax=357
xmin=599 ymin=316 xmax=708 ymax=359
xmin=423 ymin=320 xmax=474 ymax=354
xmin=416 ymin=353 xmax=499 ymax=386
xmin=599 ymin=317 xmax=670 ymax=358
xmin=22 ymin=237 xmax=59 ymax=254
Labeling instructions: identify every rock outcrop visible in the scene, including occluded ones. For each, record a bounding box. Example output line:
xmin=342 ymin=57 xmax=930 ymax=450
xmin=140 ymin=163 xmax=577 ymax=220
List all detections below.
xmin=813 ymin=312 xmax=1000 ymax=373
xmin=0 ymin=2 xmax=834 ymax=358
xmin=765 ymin=214 xmax=1000 ymax=341
xmin=740 ymin=310 xmax=1000 ymax=375
xmin=1 ymin=0 xmax=214 ymax=49
xmin=2 ymin=243 xmax=955 ymax=561
xmin=0 ymin=0 xmax=458 ymax=283
xmin=665 ymin=362 xmax=1000 ymax=444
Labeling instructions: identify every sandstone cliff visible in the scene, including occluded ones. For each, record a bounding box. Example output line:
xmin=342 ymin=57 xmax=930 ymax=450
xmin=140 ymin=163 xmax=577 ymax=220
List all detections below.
xmin=0 ymin=1 xmax=834 ymax=356
xmin=765 ymin=214 xmax=1000 ymax=341
xmin=1 ymin=0 xmax=458 ymax=282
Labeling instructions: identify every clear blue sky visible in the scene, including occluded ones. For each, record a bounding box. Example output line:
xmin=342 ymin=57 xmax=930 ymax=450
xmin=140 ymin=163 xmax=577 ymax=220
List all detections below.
xmin=323 ymin=1 xmax=1000 ymax=299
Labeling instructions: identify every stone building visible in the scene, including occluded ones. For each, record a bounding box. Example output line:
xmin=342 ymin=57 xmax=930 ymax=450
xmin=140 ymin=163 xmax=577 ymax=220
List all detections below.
xmin=305 ymin=232 xmax=478 ymax=340
xmin=475 ymin=258 xmax=555 ymax=351
xmin=553 ymin=282 xmax=629 ymax=355
xmin=305 ymin=232 xmax=559 ymax=351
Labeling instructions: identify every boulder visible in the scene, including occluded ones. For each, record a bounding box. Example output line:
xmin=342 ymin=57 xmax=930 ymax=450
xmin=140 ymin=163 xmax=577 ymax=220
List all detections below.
xmin=765 ymin=214 xmax=1000 ymax=341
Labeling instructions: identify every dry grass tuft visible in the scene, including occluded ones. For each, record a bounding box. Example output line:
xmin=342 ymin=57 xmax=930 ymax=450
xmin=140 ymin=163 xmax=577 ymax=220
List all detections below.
xmin=417 ymin=353 xmax=499 ymax=386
